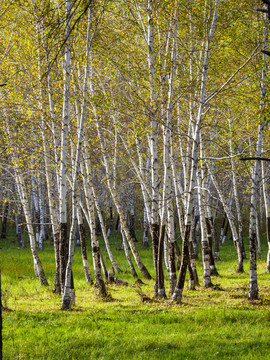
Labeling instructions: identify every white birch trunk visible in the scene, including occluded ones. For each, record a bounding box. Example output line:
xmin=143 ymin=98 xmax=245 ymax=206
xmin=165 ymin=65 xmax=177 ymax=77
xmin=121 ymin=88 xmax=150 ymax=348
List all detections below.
xmin=62 ymin=5 xmax=95 ymax=308
xmin=197 ymin=163 xmax=212 ymax=287
xmin=59 ymin=0 xmax=71 ymax=295
xmin=14 ymin=170 xmax=48 ymax=286
xmin=207 ymin=164 xmax=243 ymax=273
xmin=262 ymin=159 xmax=270 ymax=272
xmin=172 ymin=0 xmax=219 ymax=303
xmin=229 ymin=118 xmax=245 ymax=259
xmin=261 ymin=12 xmax=270 ymax=273
xmin=89 ymin=176 xmax=121 ymax=273
xmin=95 ymin=121 xmax=151 ymax=279
xmin=146 ymin=0 xmax=160 ymax=293
xmin=248 ymin=8 xmax=267 ymax=300
xmin=77 ymin=193 xmax=93 ymax=284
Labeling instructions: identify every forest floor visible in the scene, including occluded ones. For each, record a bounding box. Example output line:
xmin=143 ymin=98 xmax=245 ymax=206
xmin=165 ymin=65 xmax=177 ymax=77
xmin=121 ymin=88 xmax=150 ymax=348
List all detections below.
xmin=1 ymin=232 xmax=270 ymax=359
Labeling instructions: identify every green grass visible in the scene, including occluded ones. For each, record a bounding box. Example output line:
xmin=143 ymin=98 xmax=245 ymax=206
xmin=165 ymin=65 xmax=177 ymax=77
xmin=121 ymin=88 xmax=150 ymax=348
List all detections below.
xmin=1 ymin=232 xmax=270 ymax=359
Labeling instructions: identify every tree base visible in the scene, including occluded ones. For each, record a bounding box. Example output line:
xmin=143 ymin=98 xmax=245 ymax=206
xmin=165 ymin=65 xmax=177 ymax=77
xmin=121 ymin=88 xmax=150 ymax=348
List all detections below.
xmin=171 ymin=288 xmax=183 ymax=304
xmin=248 ymin=283 xmax=258 ymax=300
xmin=210 ymin=266 xmax=219 ymax=276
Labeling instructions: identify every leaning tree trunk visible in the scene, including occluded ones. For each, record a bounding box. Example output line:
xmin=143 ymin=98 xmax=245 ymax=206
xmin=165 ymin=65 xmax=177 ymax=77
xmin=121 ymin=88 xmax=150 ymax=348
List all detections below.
xmin=96 ymin=121 xmax=151 ymax=280
xmin=37 ymin=37 xmax=61 ymax=291
xmin=207 ymin=164 xmax=243 ymax=273
xmin=90 ymin=184 xmax=121 ymax=273
xmin=229 ymin=118 xmax=246 ymax=259
xmin=171 ymin=0 xmax=219 ymax=303
xmin=15 ymin=170 xmax=48 ymax=286
xmin=77 ymin=199 xmax=93 ymax=284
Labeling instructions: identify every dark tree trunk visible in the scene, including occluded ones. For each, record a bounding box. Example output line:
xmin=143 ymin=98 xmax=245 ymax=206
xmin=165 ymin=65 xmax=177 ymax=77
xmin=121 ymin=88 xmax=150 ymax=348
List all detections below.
xmin=249 ymin=230 xmax=258 ymax=300
xmin=96 ymin=215 xmax=102 ymax=236
xmin=92 ymin=243 xmax=107 ymax=298
xmin=59 ymin=222 xmax=68 ymax=294
xmin=192 ymin=215 xmax=199 ymax=259
xmin=211 ymin=216 xmax=220 ymax=260
xmin=121 ymin=229 xmax=138 ymax=278
xmin=224 ymin=217 xmax=229 ymax=238
xmin=151 ymin=223 xmax=159 ymax=297
xmin=75 ymin=223 xmax=80 ymax=246
xmin=115 ymin=214 xmax=120 ymax=231
xmin=79 ymin=223 xmax=93 ymax=284
xmin=267 ymin=217 xmax=270 ymax=273
xmin=206 ymin=217 xmax=219 ymax=276
xmin=128 ymin=211 xmax=137 ymax=242
xmin=157 ymin=224 xmax=166 ymax=298
xmin=100 ymin=250 xmax=108 ymax=280
xmin=171 ymin=225 xmax=191 ymax=303
xmin=188 ymin=236 xmax=199 ymax=286
xmin=1 ymin=202 xmax=8 ymax=239
xmin=53 ymin=232 xmax=61 ymax=294
xmin=168 ymin=240 xmax=176 ymax=295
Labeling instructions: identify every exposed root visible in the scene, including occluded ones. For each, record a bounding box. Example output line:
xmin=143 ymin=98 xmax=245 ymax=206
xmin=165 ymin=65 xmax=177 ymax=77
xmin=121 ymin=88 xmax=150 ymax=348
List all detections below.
xmin=134 ymin=279 xmax=147 ymax=286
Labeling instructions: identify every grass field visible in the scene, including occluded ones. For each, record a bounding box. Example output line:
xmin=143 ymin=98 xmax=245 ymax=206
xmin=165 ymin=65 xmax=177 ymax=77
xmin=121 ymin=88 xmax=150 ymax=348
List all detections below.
xmin=1 ymin=232 xmax=270 ymax=359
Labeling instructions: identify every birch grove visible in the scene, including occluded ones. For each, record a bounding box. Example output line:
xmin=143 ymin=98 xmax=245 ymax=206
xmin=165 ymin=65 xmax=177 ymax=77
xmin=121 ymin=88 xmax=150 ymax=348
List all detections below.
xmin=1 ymin=0 xmax=270 ymax=307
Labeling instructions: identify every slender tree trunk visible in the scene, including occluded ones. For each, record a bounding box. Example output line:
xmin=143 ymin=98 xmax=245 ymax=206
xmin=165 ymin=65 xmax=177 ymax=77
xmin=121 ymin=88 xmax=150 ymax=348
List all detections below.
xmin=90 ymin=183 xmax=121 ymax=272
xmin=261 ymin=12 xmax=270 ymax=273
xmin=262 ymin=160 xmax=270 ymax=272
xmin=197 ymin=164 xmax=212 ymax=287
xmin=59 ymin=0 xmax=71 ymax=296
xmin=62 ymin=4 xmax=95 ymax=308
xmin=77 ymin=201 xmax=93 ymax=284
xmin=121 ymin=228 xmax=138 ymax=278
xmin=1 ymin=201 xmax=8 ymax=239
xmin=96 ymin=122 xmax=151 ymax=280
xmin=15 ymin=171 xmax=48 ymax=286
xmin=229 ymin=118 xmax=246 ymax=259
xmin=171 ymin=0 xmax=219 ymax=303
xmin=248 ymin=8 xmax=267 ymax=300
xmin=207 ymin=164 xmax=243 ymax=273
xmin=146 ymin=0 xmax=160 ymax=295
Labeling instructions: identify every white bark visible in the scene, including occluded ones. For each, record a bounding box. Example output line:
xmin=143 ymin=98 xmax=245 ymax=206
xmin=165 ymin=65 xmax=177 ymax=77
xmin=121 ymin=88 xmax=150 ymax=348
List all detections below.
xmin=262 ymin=158 xmax=270 ymax=272
xmin=229 ymin=118 xmax=245 ymax=258
xmin=14 ymin=169 xmax=48 ymax=286
xmin=248 ymin=8 xmax=267 ymax=300
xmin=172 ymin=0 xmax=220 ymax=303
xmin=62 ymin=5 xmax=93 ymax=308
xmin=207 ymin=163 xmax=243 ymax=273
xmin=96 ymin=121 xmax=151 ymax=279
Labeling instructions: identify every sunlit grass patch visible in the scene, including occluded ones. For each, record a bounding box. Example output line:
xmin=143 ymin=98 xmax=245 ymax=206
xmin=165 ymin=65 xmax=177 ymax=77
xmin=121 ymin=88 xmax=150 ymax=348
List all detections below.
xmin=1 ymin=234 xmax=270 ymax=359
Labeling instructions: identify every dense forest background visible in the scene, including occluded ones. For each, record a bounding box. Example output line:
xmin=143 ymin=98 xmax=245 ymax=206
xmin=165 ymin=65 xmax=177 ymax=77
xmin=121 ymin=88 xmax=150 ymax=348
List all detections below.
xmin=1 ymin=0 xmax=270 ymax=311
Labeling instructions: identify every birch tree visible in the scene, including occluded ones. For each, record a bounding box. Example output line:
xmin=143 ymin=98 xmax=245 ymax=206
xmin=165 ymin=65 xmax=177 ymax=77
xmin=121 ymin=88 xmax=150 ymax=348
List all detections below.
xmin=172 ymin=0 xmax=220 ymax=303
